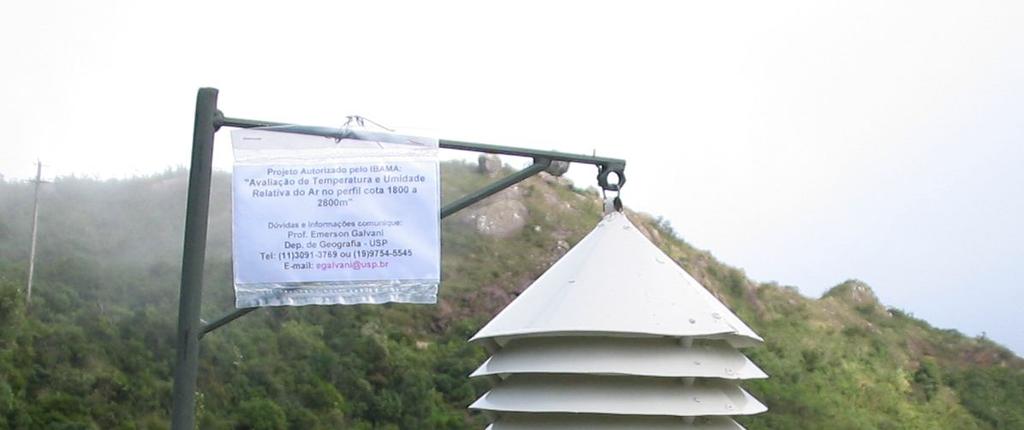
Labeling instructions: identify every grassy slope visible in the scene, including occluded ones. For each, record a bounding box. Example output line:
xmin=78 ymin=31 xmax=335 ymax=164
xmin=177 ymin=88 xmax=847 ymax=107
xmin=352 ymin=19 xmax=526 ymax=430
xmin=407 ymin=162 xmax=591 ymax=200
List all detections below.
xmin=0 ymin=163 xmax=1021 ymax=429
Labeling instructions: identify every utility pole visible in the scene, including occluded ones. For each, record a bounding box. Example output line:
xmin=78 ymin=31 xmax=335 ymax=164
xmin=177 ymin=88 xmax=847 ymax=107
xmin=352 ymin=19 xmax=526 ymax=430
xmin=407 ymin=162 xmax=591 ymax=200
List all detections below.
xmin=26 ymin=160 xmax=44 ymax=305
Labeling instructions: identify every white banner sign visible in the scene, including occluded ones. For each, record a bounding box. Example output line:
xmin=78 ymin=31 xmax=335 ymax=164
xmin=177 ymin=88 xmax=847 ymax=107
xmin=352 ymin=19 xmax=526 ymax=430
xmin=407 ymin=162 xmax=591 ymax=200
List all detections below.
xmin=231 ymin=128 xmax=440 ymax=308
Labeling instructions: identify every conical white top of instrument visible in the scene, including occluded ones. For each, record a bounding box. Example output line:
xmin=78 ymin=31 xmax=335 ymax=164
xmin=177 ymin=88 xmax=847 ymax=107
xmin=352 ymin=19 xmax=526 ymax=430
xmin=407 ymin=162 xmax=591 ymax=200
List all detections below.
xmin=472 ymin=212 xmax=762 ymax=347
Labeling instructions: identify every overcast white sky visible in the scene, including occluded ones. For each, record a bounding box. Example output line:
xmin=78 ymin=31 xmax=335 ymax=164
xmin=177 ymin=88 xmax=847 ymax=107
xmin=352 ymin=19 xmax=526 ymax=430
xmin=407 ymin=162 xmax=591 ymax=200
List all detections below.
xmin=2 ymin=1 xmax=1022 ymax=353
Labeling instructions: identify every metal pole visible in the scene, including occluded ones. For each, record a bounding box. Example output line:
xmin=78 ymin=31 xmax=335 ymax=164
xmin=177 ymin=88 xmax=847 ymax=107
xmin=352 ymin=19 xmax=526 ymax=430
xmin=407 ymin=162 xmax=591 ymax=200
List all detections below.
xmin=171 ymin=88 xmax=219 ymax=430
xmin=26 ymin=160 xmax=42 ymax=305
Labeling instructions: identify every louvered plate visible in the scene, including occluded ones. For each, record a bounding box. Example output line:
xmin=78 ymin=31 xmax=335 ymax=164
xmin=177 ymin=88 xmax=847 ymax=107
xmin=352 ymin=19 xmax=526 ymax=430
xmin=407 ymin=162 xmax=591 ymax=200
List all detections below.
xmin=472 ymin=337 xmax=767 ymax=380
xmin=470 ymin=374 xmax=766 ymax=417
xmin=471 ymin=212 xmax=762 ymax=348
xmin=485 ymin=414 xmax=745 ymax=429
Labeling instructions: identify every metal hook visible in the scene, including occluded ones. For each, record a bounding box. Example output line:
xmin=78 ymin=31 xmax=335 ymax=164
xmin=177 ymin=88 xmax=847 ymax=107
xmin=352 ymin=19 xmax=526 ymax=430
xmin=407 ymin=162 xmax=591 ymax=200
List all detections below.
xmin=336 ymin=115 xmax=396 ymax=143
xmin=602 ymin=189 xmax=623 ymax=214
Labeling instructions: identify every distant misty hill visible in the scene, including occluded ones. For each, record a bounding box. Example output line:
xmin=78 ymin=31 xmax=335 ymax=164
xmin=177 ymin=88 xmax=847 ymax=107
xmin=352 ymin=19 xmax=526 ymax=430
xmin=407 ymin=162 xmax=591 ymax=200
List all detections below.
xmin=0 ymin=163 xmax=1021 ymax=429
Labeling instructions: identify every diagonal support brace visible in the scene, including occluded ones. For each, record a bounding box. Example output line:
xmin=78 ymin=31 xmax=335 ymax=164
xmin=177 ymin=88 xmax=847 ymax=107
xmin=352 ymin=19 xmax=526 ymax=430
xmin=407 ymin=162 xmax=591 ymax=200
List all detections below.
xmin=441 ymin=158 xmax=551 ymax=218
xmin=200 ymin=307 xmax=256 ymax=339
xmin=200 ymin=158 xmax=553 ymax=337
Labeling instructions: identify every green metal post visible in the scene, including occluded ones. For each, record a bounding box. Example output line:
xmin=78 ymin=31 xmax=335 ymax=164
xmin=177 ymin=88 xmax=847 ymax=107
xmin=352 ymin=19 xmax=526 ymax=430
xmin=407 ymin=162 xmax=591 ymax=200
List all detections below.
xmin=171 ymin=88 xmax=219 ymax=430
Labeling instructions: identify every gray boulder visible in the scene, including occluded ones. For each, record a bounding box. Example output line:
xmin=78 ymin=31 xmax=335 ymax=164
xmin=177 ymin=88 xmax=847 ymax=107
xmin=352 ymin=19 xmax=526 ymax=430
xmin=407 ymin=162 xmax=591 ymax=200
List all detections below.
xmin=478 ymin=154 xmax=503 ymax=176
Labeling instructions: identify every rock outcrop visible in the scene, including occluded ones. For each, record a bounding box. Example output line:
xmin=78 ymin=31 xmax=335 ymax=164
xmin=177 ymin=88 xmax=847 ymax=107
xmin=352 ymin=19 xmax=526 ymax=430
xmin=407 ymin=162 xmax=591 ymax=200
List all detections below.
xmin=456 ymin=185 xmax=529 ymax=238
xmin=478 ymin=154 xmax=503 ymax=177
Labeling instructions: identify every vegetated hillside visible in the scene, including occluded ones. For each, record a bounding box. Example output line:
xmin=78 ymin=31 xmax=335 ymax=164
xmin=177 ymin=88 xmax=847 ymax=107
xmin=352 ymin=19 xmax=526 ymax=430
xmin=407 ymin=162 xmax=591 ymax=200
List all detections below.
xmin=0 ymin=162 xmax=1022 ymax=429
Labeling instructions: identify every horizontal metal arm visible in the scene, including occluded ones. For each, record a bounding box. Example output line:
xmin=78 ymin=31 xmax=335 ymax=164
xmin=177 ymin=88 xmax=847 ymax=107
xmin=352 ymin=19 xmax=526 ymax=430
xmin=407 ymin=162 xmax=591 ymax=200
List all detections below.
xmin=218 ymin=115 xmax=626 ymax=191
xmin=439 ymin=139 xmax=623 ymax=169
